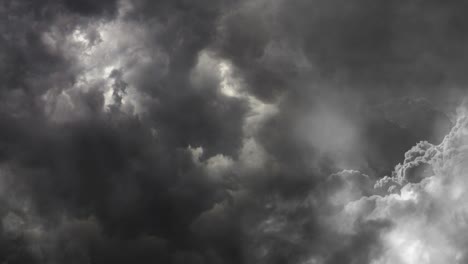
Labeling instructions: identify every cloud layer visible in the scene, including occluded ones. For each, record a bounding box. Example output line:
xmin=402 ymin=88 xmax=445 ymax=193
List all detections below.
xmin=0 ymin=0 xmax=467 ymax=263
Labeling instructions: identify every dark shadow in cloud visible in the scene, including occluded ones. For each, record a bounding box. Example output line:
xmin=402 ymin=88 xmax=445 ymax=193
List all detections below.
xmin=215 ymin=0 xmax=468 ymax=103
xmin=62 ymin=0 xmax=119 ymax=16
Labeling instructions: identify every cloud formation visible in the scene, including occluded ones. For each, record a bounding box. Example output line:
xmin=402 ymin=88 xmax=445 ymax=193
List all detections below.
xmin=0 ymin=0 xmax=468 ymax=263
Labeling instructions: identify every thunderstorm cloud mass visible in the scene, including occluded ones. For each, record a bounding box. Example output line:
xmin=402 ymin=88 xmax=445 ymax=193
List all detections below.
xmin=1 ymin=0 xmax=468 ymax=263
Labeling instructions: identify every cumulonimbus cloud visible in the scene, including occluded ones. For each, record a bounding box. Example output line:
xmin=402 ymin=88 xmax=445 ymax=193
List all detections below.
xmin=1 ymin=0 xmax=468 ymax=263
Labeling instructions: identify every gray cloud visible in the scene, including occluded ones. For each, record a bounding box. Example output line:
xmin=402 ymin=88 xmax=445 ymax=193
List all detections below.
xmin=0 ymin=0 xmax=468 ymax=263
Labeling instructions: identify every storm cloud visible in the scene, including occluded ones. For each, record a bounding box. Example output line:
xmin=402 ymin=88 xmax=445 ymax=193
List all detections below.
xmin=0 ymin=0 xmax=468 ymax=263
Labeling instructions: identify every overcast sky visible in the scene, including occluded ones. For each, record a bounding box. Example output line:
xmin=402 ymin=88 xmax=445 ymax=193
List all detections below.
xmin=1 ymin=0 xmax=468 ymax=263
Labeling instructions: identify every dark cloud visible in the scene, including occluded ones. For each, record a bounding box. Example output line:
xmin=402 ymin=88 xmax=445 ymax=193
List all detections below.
xmin=1 ymin=0 xmax=468 ymax=263
xmin=62 ymin=0 xmax=119 ymax=16
xmin=215 ymin=0 xmax=468 ymax=102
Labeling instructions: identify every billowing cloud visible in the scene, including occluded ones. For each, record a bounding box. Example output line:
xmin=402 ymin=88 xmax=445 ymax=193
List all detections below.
xmin=1 ymin=0 xmax=468 ymax=263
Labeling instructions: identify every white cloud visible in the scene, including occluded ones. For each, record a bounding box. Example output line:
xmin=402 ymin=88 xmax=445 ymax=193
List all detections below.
xmin=339 ymin=107 xmax=468 ymax=263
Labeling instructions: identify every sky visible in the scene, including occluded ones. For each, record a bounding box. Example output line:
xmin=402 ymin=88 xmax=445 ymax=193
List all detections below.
xmin=1 ymin=0 xmax=468 ymax=263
